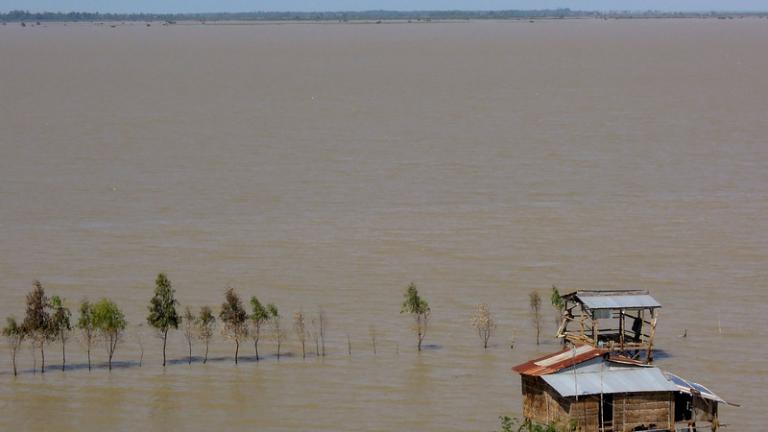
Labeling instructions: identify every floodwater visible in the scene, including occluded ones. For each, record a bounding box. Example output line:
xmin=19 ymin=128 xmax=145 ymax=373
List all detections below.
xmin=1 ymin=19 xmax=767 ymax=431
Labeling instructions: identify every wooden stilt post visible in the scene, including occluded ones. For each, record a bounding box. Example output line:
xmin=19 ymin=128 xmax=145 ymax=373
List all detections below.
xmin=619 ymin=309 xmax=625 ymax=352
xmin=647 ymin=309 xmax=658 ymax=363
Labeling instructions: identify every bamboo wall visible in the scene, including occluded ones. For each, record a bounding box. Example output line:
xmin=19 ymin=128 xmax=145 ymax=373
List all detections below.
xmin=612 ymin=392 xmax=673 ymax=432
xmin=521 ymin=376 xmax=677 ymax=432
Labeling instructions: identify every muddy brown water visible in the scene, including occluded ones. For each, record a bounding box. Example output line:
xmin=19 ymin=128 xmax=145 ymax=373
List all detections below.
xmin=1 ymin=19 xmax=767 ymax=431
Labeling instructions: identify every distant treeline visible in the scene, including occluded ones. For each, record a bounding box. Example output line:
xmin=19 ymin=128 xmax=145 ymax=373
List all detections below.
xmin=3 ymin=9 xmax=767 ymax=23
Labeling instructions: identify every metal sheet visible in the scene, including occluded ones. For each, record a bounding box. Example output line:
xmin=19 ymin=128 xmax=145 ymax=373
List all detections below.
xmin=577 ymin=294 xmax=661 ymax=310
xmin=543 ymin=367 xmax=677 ymax=397
xmin=512 ymin=345 xmax=606 ymax=376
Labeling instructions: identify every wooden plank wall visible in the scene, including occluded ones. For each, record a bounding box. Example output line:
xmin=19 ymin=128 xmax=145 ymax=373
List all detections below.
xmin=613 ymin=392 xmax=673 ymax=431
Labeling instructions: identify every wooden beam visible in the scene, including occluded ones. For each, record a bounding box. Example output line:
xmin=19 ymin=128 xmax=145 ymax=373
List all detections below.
xmin=647 ymin=309 xmax=659 ymax=363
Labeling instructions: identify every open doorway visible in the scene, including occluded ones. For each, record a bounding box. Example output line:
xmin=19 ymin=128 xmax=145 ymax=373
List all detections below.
xmin=600 ymin=394 xmax=614 ymax=431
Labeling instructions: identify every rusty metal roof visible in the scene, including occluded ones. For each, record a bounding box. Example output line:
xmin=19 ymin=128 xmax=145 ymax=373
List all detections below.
xmin=512 ymin=345 xmax=606 ymax=376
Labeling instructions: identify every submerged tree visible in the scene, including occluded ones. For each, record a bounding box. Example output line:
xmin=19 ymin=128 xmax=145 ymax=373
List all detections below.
xmin=182 ymin=306 xmax=195 ymax=365
xmin=92 ymin=298 xmax=127 ymax=371
xmin=220 ymin=288 xmax=248 ymax=364
xmin=471 ymin=303 xmax=497 ymax=349
xmin=369 ymin=324 xmax=377 ymax=355
xmin=147 ymin=273 xmax=180 ymax=367
xmin=50 ymin=295 xmax=72 ymax=371
xmin=317 ymin=307 xmax=327 ymax=357
xmin=401 ymin=283 xmax=430 ymax=351
xmin=249 ymin=296 xmax=271 ymax=361
xmin=196 ymin=306 xmax=216 ymax=364
xmin=2 ymin=317 xmax=25 ymax=376
xmin=23 ymin=281 xmax=53 ymax=373
xmin=293 ymin=309 xmax=307 ymax=359
xmin=268 ymin=304 xmax=286 ymax=359
xmin=77 ymin=300 xmax=96 ymax=371
xmin=529 ymin=291 xmax=542 ymax=345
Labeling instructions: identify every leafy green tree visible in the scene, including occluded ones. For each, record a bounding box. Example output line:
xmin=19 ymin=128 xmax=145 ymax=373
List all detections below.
xmin=220 ymin=288 xmax=248 ymax=364
xmin=22 ymin=281 xmax=53 ymax=373
xmin=550 ymin=285 xmax=564 ymax=312
xmin=50 ymin=295 xmax=72 ymax=371
xmin=196 ymin=306 xmax=216 ymax=364
xmin=550 ymin=285 xmax=565 ymax=343
xmin=2 ymin=317 xmax=25 ymax=376
xmin=77 ymin=300 xmax=96 ymax=371
xmin=249 ymin=296 xmax=272 ymax=361
xmin=182 ymin=306 xmax=195 ymax=365
xmin=401 ymin=283 xmax=430 ymax=351
xmin=147 ymin=273 xmax=179 ymax=367
xmin=92 ymin=298 xmax=127 ymax=371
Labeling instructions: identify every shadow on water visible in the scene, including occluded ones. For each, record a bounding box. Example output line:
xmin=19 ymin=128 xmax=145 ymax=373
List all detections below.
xmin=419 ymin=344 xmax=443 ymax=351
xmin=0 ymin=347 xmax=673 ymax=377
xmin=0 ymin=351 xmax=299 ymax=377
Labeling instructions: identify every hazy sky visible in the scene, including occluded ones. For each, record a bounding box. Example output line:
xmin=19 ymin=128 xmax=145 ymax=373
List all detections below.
xmin=1 ymin=0 xmax=765 ymax=13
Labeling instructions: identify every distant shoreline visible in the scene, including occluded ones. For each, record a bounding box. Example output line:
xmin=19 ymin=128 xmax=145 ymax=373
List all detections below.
xmin=3 ymin=9 xmax=768 ymax=24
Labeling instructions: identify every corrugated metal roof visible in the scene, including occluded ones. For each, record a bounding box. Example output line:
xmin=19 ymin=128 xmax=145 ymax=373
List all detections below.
xmin=543 ymin=367 xmax=677 ymax=397
xmin=577 ymin=294 xmax=661 ymax=310
xmin=665 ymin=372 xmax=731 ymax=405
xmin=512 ymin=346 xmax=606 ymax=376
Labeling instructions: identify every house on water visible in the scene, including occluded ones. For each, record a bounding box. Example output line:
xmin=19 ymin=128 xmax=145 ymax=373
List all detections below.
xmin=555 ymin=290 xmax=661 ymax=362
xmin=512 ymin=345 xmax=732 ymax=432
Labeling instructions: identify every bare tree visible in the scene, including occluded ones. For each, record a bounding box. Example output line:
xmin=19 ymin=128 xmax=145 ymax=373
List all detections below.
xmin=50 ymin=295 xmax=72 ymax=371
xmin=182 ymin=306 xmax=195 ymax=364
xmin=268 ymin=304 xmax=287 ymax=359
xmin=309 ymin=318 xmax=320 ymax=357
xmin=136 ymin=323 xmax=145 ymax=367
xmin=293 ymin=310 xmax=307 ymax=359
xmin=2 ymin=317 xmax=25 ymax=376
xmin=471 ymin=303 xmax=496 ymax=349
xmin=317 ymin=307 xmax=327 ymax=357
xmin=77 ymin=300 xmax=96 ymax=371
xmin=196 ymin=306 xmax=216 ymax=364
xmin=369 ymin=324 xmax=377 ymax=355
xmin=529 ymin=291 xmax=542 ymax=345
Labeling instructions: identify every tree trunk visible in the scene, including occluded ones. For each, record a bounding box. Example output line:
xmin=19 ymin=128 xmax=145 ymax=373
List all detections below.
xmin=40 ymin=344 xmax=45 ymax=373
xmin=162 ymin=329 xmax=168 ymax=367
xmin=417 ymin=330 xmax=422 ymax=352
xmin=254 ymin=332 xmax=260 ymax=361
xmin=301 ymin=340 xmax=305 ymax=359
xmin=108 ymin=336 xmax=114 ymax=371
xmin=87 ymin=344 xmax=91 ymax=371
xmin=234 ymin=340 xmax=239 ymax=364
xmin=61 ymin=334 xmax=66 ymax=371
xmin=203 ymin=340 xmax=209 ymax=364
xmin=11 ymin=349 xmax=17 ymax=376
xmin=188 ymin=337 xmax=192 ymax=365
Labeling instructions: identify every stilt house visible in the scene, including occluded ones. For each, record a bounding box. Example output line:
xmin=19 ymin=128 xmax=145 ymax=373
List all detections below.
xmin=555 ymin=290 xmax=661 ymax=362
xmin=512 ymin=346 xmax=732 ymax=432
